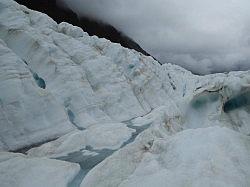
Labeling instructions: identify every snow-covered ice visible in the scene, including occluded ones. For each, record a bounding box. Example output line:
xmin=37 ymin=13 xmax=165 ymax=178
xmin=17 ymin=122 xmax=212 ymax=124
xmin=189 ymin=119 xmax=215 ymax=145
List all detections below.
xmin=0 ymin=152 xmax=80 ymax=187
xmin=0 ymin=0 xmax=250 ymax=186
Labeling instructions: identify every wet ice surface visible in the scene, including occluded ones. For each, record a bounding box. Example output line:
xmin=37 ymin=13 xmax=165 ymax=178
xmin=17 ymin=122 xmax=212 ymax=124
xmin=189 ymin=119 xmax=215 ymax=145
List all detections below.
xmin=122 ymin=119 xmax=152 ymax=146
xmin=56 ymin=119 xmax=151 ymax=187
xmin=56 ymin=146 xmax=114 ymax=187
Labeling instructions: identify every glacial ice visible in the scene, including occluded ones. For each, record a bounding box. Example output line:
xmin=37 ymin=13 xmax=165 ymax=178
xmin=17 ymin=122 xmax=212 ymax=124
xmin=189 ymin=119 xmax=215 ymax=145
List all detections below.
xmin=27 ymin=123 xmax=135 ymax=158
xmin=0 ymin=39 xmax=74 ymax=151
xmin=0 ymin=152 xmax=80 ymax=187
xmin=0 ymin=0 xmax=250 ymax=186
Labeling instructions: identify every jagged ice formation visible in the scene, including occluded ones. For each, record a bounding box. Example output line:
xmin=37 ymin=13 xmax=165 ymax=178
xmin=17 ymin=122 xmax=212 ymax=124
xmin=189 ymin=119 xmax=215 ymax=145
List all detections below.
xmin=0 ymin=1 xmax=250 ymax=187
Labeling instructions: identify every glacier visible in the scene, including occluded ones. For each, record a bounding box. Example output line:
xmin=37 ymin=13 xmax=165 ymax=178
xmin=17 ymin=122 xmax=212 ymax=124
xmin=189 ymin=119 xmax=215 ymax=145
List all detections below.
xmin=0 ymin=0 xmax=249 ymax=187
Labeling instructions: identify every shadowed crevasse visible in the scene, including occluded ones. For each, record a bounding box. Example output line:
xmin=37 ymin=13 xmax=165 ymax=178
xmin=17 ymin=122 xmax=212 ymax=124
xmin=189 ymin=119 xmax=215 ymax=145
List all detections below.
xmin=32 ymin=72 xmax=46 ymax=89
xmin=223 ymin=91 xmax=250 ymax=113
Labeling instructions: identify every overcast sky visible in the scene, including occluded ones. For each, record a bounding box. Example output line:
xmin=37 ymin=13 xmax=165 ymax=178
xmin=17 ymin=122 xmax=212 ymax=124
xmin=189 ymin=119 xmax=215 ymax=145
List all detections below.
xmin=61 ymin=0 xmax=250 ymax=74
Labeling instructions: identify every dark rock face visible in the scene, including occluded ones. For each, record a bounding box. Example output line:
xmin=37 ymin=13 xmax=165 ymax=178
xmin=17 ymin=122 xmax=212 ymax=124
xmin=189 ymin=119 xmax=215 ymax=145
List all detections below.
xmin=15 ymin=0 xmax=151 ymax=57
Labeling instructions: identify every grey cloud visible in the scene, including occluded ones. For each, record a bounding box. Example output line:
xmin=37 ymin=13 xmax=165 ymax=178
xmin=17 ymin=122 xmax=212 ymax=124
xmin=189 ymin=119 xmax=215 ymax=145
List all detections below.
xmin=60 ymin=0 xmax=250 ymax=74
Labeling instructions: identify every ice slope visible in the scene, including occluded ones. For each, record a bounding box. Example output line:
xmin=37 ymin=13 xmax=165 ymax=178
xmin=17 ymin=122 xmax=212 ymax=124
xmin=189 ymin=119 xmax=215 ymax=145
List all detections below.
xmin=82 ymin=127 xmax=250 ymax=187
xmin=0 ymin=0 xmax=197 ymax=151
xmin=0 ymin=0 xmax=174 ymax=151
xmin=0 ymin=152 xmax=80 ymax=187
xmin=27 ymin=123 xmax=135 ymax=158
xmin=0 ymin=0 xmax=187 ymax=136
xmin=81 ymin=84 xmax=250 ymax=186
xmin=0 ymin=39 xmax=74 ymax=151
xmin=0 ymin=0 xmax=250 ymax=187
